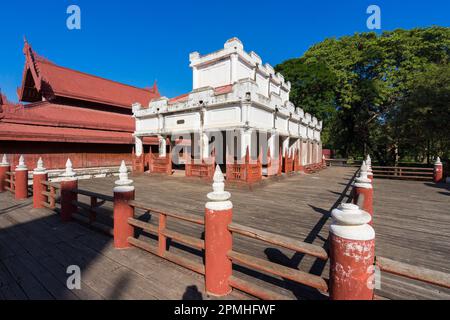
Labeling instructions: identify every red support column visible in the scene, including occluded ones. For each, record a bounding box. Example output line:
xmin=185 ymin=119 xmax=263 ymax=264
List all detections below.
xmin=354 ymin=162 xmax=373 ymax=223
xmin=0 ymin=154 xmax=10 ymax=193
xmin=32 ymin=158 xmax=48 ymax=209
xmin=60 ymin=159 xmax=78 ymax=222
xmin=205 ymin=165 xmax=233 ymax=296
xmin=113 ymin=161 xmax=135 ymax=249
xmin=434 ymin=157 xmax=443 ymax=183
xmin=329 ymin=203 xmax=375 ymax=300
xmin=14 ymin=155 xmax=28 ymax=200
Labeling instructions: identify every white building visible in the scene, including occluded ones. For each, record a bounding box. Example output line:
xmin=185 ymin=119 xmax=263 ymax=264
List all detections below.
xmin=132 ymin=38 xmax=323 ymax=176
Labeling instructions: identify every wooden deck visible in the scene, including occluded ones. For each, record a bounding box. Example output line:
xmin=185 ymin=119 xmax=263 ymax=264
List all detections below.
xmin=0 ymin=167 xmax=449 ymax=299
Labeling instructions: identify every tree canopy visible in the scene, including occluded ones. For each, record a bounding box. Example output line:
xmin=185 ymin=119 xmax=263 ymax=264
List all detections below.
xmin=275 ymin=27 xmax=450 ymax=164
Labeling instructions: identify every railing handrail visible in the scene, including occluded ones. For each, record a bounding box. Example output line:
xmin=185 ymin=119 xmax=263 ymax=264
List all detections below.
xmin=376 ymin=256 xmax=450 ymax=289
xmin=228 ymin=250 xmax=329 ymax=293
xmin=372 ymin=166 xmax=433 ymax=171
xmin=228 ymin=222 xmax=328 ymax=260
xmin=40 ymin=180 xmax=61 ymax=189
xmin=128 ymin=199 xmax=205 ymax=225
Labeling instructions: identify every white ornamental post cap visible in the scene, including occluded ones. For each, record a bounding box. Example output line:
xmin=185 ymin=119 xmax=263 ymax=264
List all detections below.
xmin=358 ymin=161 xmax=369 ymax=179
xmin=206 ymin=165 xmax=232 ymax=211
xmin=62 ymin=158 xmax=76 ymax=178
xmin=16 ymin=155 xmax=27 ymax=170
xmin=34 ymin=157 xmax=46 ymax=173
xmin=0 ymin=154 xmax=9 ymax=166
xmin=115 ymin=160 xmax=133 ymax=187
xmin=330 ymin=203 xmax=374 ymax=241
xmin=435 ymin=157 xmax=442 ymax=165
xmin=366 ymin=154 xmax=372 ymax=171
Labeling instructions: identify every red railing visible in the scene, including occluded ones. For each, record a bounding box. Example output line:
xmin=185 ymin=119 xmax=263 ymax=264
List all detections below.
xmin=4 ymin=171 xmax=15 ymax=193
xmin=40 ymin=180 xmax=60 ymax=210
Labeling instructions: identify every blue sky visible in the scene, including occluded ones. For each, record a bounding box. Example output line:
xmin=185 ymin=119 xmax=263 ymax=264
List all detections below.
xmin=0 ymin=0 xmax=448 ymax=102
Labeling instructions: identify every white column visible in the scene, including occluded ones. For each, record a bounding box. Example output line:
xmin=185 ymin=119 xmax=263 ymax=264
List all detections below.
xmin=282 ymin=136 xmax=289 ymax=157
xmin=268 ymin=131 xmax=279 ymax=160
xmin=240 ymin=129 xmax=252 ymax=160
xmin=201 ymin=132 xmax=210 ymax=159
xmin=135 ymin=136 xmax=143 ymax=157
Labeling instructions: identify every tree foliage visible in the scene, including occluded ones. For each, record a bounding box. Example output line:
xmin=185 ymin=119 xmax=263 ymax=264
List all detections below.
xmin=275 ymin=27 xmax=450 ymax=164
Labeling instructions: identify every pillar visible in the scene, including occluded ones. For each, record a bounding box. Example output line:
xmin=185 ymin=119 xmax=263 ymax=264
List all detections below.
xmin=434 ymin=157 xmax=443 ymax=183
xmin=329 ymin=203 xmax=375 ymax=300
xmin=158 ymin=135 xmax=167 ymax=157
xmin=14 ymin=155 xmax=28 ymax=200
xmin=60 ymin=159 xmax=78 ymax=222
xmin=267 ymin=131 xmax=279 ymax=176
xmin=205 ymin=165 xmax=233 ymax=296
xmin=32 ymin=158 xmax=48 ymax=209
xmin=0 ymin=154 xmax=10 ymax=193
xmin=113 ymin=161 xmax=135 ymax=249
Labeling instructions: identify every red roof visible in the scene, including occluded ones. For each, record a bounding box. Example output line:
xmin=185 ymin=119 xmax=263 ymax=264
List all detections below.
xmin=0 ymin=99 xmax=157 ymax=145
xmin=1 ymin=101 xmax=135 ymax=132
xmin=19 ymin=40 xmax=160 ymax=109
xmin=167 ymin=84 xmax=234 ymax=106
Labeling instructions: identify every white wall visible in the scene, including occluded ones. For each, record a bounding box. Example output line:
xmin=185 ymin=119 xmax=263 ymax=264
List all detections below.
xmin=197 ymin=59 xmax=231 ymax=88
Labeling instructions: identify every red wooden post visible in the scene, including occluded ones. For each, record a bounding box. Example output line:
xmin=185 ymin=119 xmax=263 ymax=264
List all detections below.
xmin=113 ymin=161 xmax=135 ymax=249
xmin=89 ymin=197 xmax=98 ymax=223
xmin=14 ymin=155 xmax=29 ymax=200
xmin=158 ymin=213 xmax=167 ymax=256
xmin=0 ymin=154 xmax=10 ymax=193
xmin=329 ymin=203 xmax=375 ymax=300
xmin=205 ymin=165 xmax=233 ymax=296
xmin=60 ymin=158 xmax=78 ymax=222
xmin=434 ymin=157 xmax=443 ymax=183
xmin=354 ymin=162 xmax=374 ymax=223
xmin=32 ymin=158 xmax=48 ymax=208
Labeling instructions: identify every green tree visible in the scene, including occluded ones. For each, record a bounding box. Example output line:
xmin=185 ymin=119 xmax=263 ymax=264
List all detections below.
xmin=276 ymin=27 xmax=450 ymax=164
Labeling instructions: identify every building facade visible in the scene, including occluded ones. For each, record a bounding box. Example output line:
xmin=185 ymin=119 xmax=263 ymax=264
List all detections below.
xmin=0 ymin=41 xmax=160 ymax=170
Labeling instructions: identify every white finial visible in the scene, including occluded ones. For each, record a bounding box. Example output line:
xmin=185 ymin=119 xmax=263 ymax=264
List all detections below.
xmin=207 ymin=165 xmax=231 ymax=202
xmin=330 ymin=203 xmax=374 ymax=240
xmin=0 ymin=154 xmax=8 ymax=166
xmin=16 ymin=155 xmax=27 ymax=170
xmin=435 ymin=157 xmax=442 ymax=164
xmin=115 ymin=160 xmax=133 ymax=186
xmin=34 ymin=157 xmax=46 ymax=172
xmin=62 ymin=158 xmax=75 ymax=177
xmin=365 ymin=154 xmax=372 ymax=168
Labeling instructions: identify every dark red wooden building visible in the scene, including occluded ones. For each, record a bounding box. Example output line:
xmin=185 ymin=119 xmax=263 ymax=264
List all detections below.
xmin=0 ymin=41 xmax=159 ymax=170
